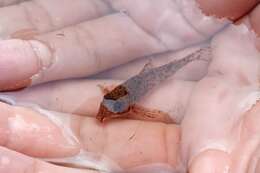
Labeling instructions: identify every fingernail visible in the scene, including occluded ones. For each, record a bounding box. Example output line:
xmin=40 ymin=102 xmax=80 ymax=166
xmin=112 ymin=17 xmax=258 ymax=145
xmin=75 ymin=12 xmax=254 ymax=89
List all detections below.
xmin=189 ymin=150 xmax=231 ymax=173
xmin=28 ymin=40 xmax=56 ymax=85
xmin=11 ymin=29 xmax=39 ymax=40
xmin=28 ymin=40 xmax=54 ymax=69
xmin=6 ymin=106 xmax=81 ymax=157
xmin=0 ymin=39 xmax=53 ymax=91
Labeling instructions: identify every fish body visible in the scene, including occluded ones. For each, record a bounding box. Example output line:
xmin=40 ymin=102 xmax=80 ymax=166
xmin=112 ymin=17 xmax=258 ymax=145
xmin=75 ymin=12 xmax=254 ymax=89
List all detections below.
xmin=97 ymin=47 xmax=209 ymax=122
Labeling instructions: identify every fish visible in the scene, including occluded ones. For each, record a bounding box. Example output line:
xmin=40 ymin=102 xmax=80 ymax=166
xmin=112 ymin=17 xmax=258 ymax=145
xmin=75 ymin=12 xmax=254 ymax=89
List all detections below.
xmin=96 ymin=47 xmax=210 ymax=122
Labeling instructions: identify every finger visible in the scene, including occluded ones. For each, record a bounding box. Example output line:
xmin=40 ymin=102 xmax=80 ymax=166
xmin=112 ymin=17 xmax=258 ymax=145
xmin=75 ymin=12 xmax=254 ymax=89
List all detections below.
xmin=249 ymin=4 xmax=260 ymax=35
xmin=0 ymin=146 xmax=98 ymax=173
xmin=189 ymin=149 xmax=231 ymax=173
xmin=3 ymin=78 xmax=195 ymax=123
xmin=235 ymin=4 xmax=260 ymax=50
xmin=0 ymin=0 xmax=231 ymax=91
xmin=0 ymin=102 xmax=80 ymax=158
xmin=248 ymin=3 xmax=260 ymax=49
xmin=229 ymin=102 xmax=260 ymax=172
xmin=181 ymin=25 xmax=260 ymax=171
xmin=32 ymin=12 xmax=167 ymax=85
xmin=190 ymin=102 xmax=260 ymax=173
xmin=0 ymin=102 xmax=181 ymax=171
xmin=0 ymin=13 xmax=165 ymax=91
xmin=106 ymin=0 xmax=228 ymax=48
xmin=0 ymin=102 xmax=117 ymax=171
xmin=94 ymin=45 xmax=210 ymax=81
xmin=0 ymin=0 xmax=112 ymax=39
xmin=0 ymin=39 xmax=52 ymax=91
xmin=197 ymin=0 xmax=259 ymax=20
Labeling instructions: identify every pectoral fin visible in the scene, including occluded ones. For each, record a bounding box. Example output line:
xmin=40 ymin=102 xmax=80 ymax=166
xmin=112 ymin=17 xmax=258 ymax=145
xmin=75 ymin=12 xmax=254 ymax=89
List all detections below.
xmin=139 ymin=58 xmax=154 ymax=74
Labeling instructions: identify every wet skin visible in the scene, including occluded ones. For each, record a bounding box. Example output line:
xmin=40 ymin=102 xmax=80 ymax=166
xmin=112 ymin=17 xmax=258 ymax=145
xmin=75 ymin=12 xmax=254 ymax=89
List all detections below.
xmin=0 ymin=0 xmax=258 ymax=173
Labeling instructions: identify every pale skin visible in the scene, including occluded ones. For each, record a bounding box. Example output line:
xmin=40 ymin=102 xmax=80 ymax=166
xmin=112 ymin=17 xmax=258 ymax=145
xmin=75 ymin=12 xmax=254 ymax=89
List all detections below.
xmin=0 ymin=0 xmax=259 ymax=173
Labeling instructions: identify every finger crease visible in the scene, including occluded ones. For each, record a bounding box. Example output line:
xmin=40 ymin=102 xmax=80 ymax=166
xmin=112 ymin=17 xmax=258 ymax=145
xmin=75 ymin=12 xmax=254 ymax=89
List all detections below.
xmin=171 ymin=0 xmax=207 ymax=38
xmin=120 ymin=13 xmax=168 ymax=50
xmin=100 ymin=0 xmax=116 ymax=13
xmin=75 ymin=25 xmax=102 ymax=70
xmin=19 ymin=3 xmax=38 ymax=30
xmin=32 ymin=0 xmax=55 ymax=29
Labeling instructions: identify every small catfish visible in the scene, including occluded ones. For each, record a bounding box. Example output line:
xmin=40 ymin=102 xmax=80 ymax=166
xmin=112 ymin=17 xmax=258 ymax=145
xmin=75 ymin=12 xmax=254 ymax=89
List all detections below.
xmin=96 ymin=47 xmax=210 ymax=122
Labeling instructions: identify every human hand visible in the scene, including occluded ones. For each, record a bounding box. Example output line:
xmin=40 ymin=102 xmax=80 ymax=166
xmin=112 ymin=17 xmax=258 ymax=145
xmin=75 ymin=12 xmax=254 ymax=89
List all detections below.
xmin=0 ymin=0 xmax=259 ymax=173
xmin=0 ymin=0 xmax=258 ymax=91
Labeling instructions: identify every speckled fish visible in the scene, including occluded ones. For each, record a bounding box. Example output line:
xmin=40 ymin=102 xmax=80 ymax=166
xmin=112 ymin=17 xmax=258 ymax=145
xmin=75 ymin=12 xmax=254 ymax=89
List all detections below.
xmin=96 ymin=47 xmax=210 ymax=122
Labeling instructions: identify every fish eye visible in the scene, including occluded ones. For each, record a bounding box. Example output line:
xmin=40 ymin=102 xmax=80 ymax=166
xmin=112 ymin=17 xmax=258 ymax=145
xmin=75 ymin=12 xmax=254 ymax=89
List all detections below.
xmin=113 ymin=101 xmax=125 ymax=112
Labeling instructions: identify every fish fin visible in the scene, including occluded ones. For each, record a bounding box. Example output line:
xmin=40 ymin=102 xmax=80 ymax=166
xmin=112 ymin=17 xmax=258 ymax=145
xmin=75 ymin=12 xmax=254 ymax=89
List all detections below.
xmin=140 ymin=58 xmax=154 ymax=74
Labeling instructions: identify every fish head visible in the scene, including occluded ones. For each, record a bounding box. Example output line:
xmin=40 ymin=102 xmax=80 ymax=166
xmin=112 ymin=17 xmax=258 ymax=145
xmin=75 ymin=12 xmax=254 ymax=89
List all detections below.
xmin=96 ymin=98 xmax=130 ymax=122
xmin=102 ymin=99 xmax=129 ymax=113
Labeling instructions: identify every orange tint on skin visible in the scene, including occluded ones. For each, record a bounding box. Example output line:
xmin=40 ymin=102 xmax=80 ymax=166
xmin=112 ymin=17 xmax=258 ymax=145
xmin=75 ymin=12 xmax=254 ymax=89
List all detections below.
xmin=11 ymin=29 xmax=39 ymax=40
xmin=0 ymin=78 xmax=31 ymax=91
xmin=196 ymin=0 xmax=259 ymax=20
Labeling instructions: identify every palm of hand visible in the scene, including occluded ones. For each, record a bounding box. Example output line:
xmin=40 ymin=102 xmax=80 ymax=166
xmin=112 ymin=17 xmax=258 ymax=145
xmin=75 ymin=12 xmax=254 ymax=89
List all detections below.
xmin=0 ymin=0 xmax=259 ymax=173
